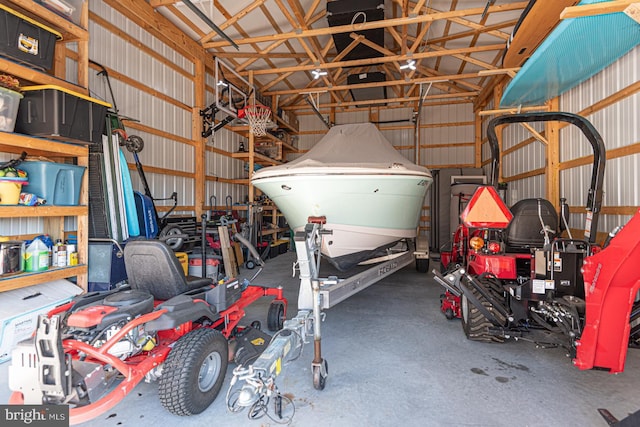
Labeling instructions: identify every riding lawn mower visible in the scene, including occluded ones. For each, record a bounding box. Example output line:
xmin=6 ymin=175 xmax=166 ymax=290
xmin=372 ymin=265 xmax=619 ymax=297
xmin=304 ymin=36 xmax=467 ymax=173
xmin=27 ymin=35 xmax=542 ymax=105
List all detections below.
xmin=7 ymin=239 xmax=287 ymax=425
xmin=433 ymin=112 xmax=640 ymax=374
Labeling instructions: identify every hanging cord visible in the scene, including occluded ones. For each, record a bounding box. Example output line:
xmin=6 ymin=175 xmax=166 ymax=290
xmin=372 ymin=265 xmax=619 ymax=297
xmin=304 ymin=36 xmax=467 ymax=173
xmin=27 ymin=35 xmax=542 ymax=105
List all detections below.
xmin=247 ymin=391 xmax=295 ymax=425
xmin=351 ymin=11 xmax=367 ymax=26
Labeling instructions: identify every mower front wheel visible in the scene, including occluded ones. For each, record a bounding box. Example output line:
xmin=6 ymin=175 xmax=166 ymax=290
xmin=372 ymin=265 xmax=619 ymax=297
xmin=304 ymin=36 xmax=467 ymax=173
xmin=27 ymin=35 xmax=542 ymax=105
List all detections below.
xmin=159 ymin=328 xmax=229 ymax=416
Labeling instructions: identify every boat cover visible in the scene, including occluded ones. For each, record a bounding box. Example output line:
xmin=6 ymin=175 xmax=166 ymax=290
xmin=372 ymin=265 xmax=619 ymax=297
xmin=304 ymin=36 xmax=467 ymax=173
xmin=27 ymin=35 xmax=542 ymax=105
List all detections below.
xmin=253 ymin=122 xmax=431 ymax=177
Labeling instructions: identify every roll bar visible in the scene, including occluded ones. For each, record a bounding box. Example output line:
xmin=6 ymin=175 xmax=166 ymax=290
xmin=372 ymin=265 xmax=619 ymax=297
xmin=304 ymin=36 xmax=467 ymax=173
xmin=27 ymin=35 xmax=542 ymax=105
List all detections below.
xmin=486 ymin=112 xmax=606 ymax=243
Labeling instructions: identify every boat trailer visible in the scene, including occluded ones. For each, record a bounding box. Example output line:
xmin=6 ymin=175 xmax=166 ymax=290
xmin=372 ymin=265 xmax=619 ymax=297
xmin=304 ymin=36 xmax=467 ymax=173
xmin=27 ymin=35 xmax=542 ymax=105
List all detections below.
xmin=226 ymin=217 xmax=419 ymax=415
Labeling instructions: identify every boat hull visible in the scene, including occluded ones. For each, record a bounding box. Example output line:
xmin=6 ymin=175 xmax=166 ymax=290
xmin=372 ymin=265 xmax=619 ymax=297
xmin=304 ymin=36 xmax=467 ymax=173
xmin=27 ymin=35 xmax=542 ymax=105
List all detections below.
xmin=253 ymin=172 xmax=431 ymax=270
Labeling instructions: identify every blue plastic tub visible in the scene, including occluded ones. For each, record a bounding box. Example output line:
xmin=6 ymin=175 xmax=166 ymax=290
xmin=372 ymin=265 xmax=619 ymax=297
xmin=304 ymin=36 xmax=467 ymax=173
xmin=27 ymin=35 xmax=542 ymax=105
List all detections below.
xmin=20 ymin=161 xmax=85 ymax=205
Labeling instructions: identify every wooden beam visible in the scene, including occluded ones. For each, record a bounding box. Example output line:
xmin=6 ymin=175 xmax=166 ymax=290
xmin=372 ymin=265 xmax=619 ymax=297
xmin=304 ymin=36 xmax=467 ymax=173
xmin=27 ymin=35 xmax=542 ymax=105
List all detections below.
xmin=104 ymin=0 xmax=205 ymax=61
xmin=521 ymin=123 xmax=548 ymax=145
xmin=427 ymin=19 xmax=517 ymax=45
xmin=475 ymin=110 xmax=482 ymax=168
xmin=420 ymin=4 xmax=512 ymax=41
xmin=493 ymin=82 xmax=504 ymax=183
xmin=200 ymin=0 xmax=267 ymax=44
xmin=502 ymin=167 xmax=546 ymax=183
xmin=194 ymin=58 xmax=205 ymax=218
xmin=292 ymin=91 xmax=478 ymax=109
xmin=211 ymin=51 xmax=309 ymax=59
xmin=250 ymin=44 xmax=504 ymax=76
xmin=265 ymin=72 xmax=482 ymax=96
xmin=560 ymin=1 xmax=638 ymax=19
xmin=89 ymin=12 xmax=194 ymax=80
xmin=477 ymin=67 xmax=520 ymax=77
xmin=560 ymin=141 xmax=640 ymax=171
xmin=203 ymin=2 xmax=528 ymax=48
xmin=479 ymin=105 xmax=549 ymax=116
xmin=429 ymin=44 xmax=498 ymax=71
xmin=122 ymin=121 xmax=194 ymax=147
xmin=546 ymin=97 xmax=560 ymax=209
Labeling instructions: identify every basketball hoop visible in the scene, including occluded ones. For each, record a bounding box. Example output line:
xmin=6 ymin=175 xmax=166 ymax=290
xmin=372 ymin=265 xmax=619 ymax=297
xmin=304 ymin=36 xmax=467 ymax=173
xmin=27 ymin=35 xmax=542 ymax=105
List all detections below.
xmin=239 ymin=104 xmax=272 ymax=137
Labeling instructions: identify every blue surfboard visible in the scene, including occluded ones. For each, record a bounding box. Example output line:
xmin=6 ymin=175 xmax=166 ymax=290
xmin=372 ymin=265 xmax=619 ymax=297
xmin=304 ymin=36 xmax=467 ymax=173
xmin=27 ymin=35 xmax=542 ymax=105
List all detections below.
xmin=501 ymin=0 xmax=640 ymax=107
xmin=119 ymin=149 xmax=140 ymax=237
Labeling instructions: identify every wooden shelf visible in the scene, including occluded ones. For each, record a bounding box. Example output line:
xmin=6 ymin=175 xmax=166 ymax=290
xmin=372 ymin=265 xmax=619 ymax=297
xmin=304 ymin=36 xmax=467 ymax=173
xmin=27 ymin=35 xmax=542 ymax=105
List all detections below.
xmin=0 ymin=265 xmax=87 ymax=293
xmin=261 ymin=227 xmax=289 ymax=236
xmin=1 ymin=0 xmax=89 ymax=41
xmin=231 ymin=151 xmax=282 ymax=166
xmin=0 ymin=132 xmax=88 ymax=157
xmin=0 ymin=205 xmax=87 ymax=217
xmin=275 ymin=115 xmax=299 ymax=134
xmin=1 ymin=0 xmax=90 ymax=90
xmin=0 ymin=58 xmax=87 ymax=94
xmin=0 ymin=2 xmax=95 ymax=293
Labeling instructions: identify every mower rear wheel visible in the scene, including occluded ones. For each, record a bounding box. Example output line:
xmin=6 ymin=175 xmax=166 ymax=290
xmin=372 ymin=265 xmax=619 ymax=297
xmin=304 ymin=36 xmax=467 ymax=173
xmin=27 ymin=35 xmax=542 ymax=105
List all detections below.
xmin=267 ymin=301 xmax=285 ymax=331
xmin=460 ymin=276 xmax=506 ymax=343
xmin=159 ymin=328 xmax=228 ymax=416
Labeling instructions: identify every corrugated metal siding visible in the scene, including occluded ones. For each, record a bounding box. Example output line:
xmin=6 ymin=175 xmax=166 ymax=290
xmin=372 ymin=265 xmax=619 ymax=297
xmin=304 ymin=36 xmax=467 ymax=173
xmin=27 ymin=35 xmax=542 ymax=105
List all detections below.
xmin=506 ymin=176 xmax=546 ymax=207
xmin=421 ymin=103 xmax=475 ymax=168
xmin=502 ymin=140 xmax=546 ymax=177
xmin=0 ymin=218 xmax=43 ymax=237
xmin=335 ymin=109 xmax=369 ymax=125
xmin=424 ymin=146 xmax=475 ymax=167
xmin=559 ymin=45 xmax=640 ymax=236
xmin=87 ymin=2 xmax=202 ymax=217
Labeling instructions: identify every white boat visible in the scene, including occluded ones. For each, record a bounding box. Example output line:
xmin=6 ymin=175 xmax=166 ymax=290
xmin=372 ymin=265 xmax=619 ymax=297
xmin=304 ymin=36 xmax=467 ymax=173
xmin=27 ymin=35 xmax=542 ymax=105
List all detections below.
xmin=251 ymin=123 xmax=432 ymax=271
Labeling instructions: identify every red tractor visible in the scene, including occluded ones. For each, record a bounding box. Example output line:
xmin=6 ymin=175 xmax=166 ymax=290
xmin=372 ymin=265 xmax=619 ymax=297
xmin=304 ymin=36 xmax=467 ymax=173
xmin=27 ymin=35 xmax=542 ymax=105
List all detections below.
xmin=8 ymin=239 xmax=287 ymax=425
xmin=434 ymin=112 xmax=640 ymax=373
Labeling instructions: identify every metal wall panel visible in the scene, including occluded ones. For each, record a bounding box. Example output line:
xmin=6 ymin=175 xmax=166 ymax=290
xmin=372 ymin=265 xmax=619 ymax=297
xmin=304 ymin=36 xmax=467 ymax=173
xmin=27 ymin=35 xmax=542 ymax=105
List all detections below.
xmin=335 ymin=109 xmax=368 ymax=125
xmin=558 ymin=45 xmax=640 ymax=235
xmin=503 ymin=141 xmax=546 ymax=177
xmin=424 ymin=146 xmax=475 ymax=167
xmin=0 ymin=218 xmax=42 ymax=237
xmin=86 ymin=3 xmax=201 ymax=218
xmin=505 ymin=175 xmax=546 ymax=207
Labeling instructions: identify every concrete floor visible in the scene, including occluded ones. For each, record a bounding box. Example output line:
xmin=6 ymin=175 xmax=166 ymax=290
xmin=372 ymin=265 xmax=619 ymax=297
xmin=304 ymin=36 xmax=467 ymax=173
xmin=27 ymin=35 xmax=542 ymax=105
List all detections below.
xmin=2 ymin=250 xmax=640 ymax=427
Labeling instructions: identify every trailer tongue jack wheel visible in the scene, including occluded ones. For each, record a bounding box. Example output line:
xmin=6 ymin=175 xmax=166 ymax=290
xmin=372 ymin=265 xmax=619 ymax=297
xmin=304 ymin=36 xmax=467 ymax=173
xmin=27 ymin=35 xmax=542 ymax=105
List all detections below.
xmin=312 ymin=358 xmax=328 ymax=390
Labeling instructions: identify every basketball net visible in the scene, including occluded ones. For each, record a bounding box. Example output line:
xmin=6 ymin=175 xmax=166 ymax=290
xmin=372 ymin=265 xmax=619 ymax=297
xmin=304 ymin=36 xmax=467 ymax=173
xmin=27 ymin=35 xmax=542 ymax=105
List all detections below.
xmin=242 ymin=104 xmax=272 ymax=137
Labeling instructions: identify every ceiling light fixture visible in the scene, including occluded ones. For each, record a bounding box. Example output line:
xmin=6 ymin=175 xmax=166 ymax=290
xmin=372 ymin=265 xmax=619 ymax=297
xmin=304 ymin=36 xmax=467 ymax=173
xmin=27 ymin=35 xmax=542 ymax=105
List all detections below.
xmin=312 ymin=69 xmax=328 ymax=79
xmin=216 ymin=80 xmax=228 ymax=87
xmin=400 ymin=59 xmax=416 ymax=71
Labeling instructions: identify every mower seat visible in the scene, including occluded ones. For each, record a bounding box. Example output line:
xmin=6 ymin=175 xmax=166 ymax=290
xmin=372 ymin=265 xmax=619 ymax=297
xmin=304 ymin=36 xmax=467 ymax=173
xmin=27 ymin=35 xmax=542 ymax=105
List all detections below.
xmin=504 ymin=198 xmax=558 ymax=252
xmin=124 ymin=240 xmax=212 ymax=301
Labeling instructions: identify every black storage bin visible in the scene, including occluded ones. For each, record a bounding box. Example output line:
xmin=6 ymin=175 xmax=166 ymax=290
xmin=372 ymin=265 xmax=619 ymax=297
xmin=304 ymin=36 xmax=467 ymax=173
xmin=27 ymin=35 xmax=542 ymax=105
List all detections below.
xmin=348 ymin=71 xmax=387 ymax=103
xmin=327 ymin=0 xmax=384 ymax=61
xmin=16 ymin=85 xmax=110 ymax=144
xmin=0 ymin=4 xmax=60 ymax=71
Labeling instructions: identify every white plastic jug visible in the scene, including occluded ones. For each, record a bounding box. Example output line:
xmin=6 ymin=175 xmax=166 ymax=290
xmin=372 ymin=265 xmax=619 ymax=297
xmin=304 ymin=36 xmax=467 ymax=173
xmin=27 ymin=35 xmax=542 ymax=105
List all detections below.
xmin=24 ymin=238 xmax=50 ymax=272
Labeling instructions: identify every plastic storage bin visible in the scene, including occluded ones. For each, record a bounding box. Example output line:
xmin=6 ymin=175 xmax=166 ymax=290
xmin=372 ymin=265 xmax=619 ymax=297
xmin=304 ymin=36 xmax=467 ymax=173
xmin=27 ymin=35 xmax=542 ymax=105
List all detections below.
xmin=0 ymin=177 xmax=28 ymax=205
xmin=0 ymin=279 xmax=82 ymax=363
xmin=0 ymin=86 xmax=23 ymax=132
xmin=188 ymin=254 xmax=219 ymax=279
xmin=0 ymin=4 xmax=60 ymax=71
xmin=174 ymin=251 xmax=188 ymax=276
xmin=36 ymin=0 xmax=86 ymax=28
xmin=16 ymin=85 xmax=110 ymax=144
xmin=19 ymin=161 xmax=85 ymax=205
